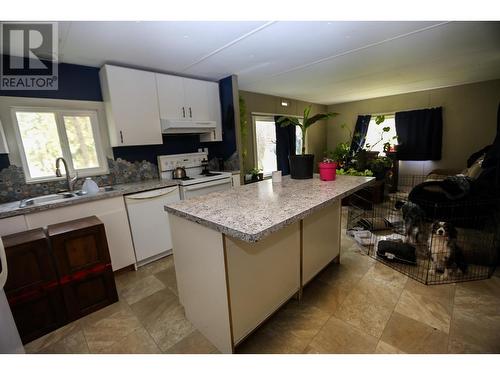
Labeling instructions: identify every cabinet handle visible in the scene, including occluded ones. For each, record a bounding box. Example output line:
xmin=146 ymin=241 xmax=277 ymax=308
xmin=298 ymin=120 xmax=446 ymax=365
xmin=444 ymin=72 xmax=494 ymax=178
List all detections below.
xmin=182 ymin=107 xmax=185 ymax=118
xmin=120 ymin=130 xmax=124 ymax=144
xmin=189 ymin=107 xmax=192 ymax=118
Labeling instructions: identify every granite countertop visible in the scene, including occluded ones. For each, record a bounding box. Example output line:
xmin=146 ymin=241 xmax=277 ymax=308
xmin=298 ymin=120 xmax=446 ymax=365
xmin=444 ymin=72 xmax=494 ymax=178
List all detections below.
xmin=0 ymin=179 xmax=179 ymax=219
xmin=165 ymin=175 xmax=375 ymax=242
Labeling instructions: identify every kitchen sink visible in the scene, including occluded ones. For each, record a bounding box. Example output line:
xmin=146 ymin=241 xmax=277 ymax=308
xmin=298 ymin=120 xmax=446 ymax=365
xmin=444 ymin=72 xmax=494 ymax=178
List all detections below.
xmin=19 ymin=193 xmax=75 ymax=208
xmin=19 ymin=186 xmax=115 ymax=208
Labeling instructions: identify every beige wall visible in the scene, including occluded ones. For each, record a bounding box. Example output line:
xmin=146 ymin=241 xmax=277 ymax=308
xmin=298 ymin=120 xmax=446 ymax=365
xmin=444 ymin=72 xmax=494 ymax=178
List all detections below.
xmin=326 ymin=79 xmax=500 ymax=176
xmin=239 ymin=90 xmax=329 ymax=173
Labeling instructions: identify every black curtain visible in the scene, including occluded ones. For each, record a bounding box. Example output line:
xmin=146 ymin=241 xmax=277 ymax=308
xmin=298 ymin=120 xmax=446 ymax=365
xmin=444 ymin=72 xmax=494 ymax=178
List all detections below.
xmin=350 ymin=115 xmax=371 ymax=156
xmin=275 ymin=116 xmax=296 ymax=176
xmin=395 ymin=107 xmax=443 ymax=160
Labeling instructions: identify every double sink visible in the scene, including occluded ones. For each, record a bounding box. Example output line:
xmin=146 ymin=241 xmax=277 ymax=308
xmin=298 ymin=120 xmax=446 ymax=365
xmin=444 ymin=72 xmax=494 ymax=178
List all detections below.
xmin=19 ymin=186 xmax=115 ymax=208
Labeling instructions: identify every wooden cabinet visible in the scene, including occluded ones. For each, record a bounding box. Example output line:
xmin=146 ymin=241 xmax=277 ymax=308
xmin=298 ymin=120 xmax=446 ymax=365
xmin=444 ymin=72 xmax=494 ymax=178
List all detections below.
xmin=100 ymin=64 xmax=162 ymax=146
xmin=156 ymin=73 xmax=222 ymax=142
xmin=3 ymin=217 xmax=119 ymax=342
xmin=2 ymin=228 xmax=66 ymax=344
xmin=48 ymin=216 xmax=118 ymax=321
xmin=25 ymin=196 xmax=136 ymax=271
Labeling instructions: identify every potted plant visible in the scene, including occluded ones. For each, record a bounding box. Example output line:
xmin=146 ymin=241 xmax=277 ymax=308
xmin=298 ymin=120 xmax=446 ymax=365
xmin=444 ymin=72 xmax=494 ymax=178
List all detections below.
xmin=366 ymin=156 xmax=392 ymax=180
xmin=250 ymin=167 xmax=263 ymax=181
xmin=318 ymin=154 xmax=337 ymax=181
xmin=277 ymin=106 xmax=338 ymax=179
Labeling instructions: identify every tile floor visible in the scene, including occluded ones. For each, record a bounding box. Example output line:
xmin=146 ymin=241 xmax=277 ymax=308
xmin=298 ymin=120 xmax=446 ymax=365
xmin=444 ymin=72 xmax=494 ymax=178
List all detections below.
xmin=25 ymin=215 xmax=500 ymax=354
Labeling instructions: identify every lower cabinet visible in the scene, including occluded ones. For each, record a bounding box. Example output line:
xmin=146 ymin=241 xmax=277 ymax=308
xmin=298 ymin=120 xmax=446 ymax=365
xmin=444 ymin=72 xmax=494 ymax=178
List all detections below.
xmin=3 ymin=216 xmax=118 ymax=343
xmin=25 ymin=196 xmax=136 ymax=271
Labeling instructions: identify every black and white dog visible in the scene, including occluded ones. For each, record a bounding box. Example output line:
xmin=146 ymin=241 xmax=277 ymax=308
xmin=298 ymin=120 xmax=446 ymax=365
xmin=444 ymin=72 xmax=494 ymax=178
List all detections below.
xmin=395 ymin=200 xmax=428 ymax=245
xmin=428 ymin=221 xmax=468 ymax=278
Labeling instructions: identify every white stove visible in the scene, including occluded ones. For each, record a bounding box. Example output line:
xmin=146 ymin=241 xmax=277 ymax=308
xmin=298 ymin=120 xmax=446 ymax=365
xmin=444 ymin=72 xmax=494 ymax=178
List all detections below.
xmin=158 ymin=152 xmax=233 ymax=199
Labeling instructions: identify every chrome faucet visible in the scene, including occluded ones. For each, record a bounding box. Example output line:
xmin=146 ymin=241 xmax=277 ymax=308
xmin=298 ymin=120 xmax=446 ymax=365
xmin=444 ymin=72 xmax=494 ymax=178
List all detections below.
xmin=55 ymin=157 xmax=78 ymax=192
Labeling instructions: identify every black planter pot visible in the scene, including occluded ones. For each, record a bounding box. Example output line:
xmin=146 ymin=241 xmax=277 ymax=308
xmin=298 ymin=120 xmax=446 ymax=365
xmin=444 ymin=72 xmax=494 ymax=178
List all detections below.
xmin=289 ymin=154 xmax=314 ymax=179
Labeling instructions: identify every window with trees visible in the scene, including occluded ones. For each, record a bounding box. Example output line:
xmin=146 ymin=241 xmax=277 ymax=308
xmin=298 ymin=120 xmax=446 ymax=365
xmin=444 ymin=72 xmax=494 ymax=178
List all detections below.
xmin=12 ymin=108 xmax=108 ymax=182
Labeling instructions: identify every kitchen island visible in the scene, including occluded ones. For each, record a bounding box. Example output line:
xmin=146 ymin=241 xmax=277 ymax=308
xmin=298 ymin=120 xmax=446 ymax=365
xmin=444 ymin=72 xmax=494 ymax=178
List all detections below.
xmin=165 ymin=175 xmax=374 ymax=353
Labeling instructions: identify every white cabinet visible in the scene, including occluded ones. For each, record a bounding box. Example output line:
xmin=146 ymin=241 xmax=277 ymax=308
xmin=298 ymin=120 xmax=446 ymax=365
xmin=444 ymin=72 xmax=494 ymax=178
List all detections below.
xmin=156 ymin=74 xmax=185 ymax=120
xmin=183 ymin=78 xmax=211 ymax=121
xmin=0 ymin=215 xmax=28 ymax=237
xmin=156 ymin=73 xmax=222 ymax=142
xmin=25 ymin=197 xmax=136 ymax=271
xmin=100 ymin=65 xmax=162 ymax=146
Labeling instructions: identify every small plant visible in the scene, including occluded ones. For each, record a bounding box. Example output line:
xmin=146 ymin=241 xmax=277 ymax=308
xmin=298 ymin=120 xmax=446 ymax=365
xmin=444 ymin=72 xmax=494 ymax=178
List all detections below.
xmin=277 ymin=106 xmax=338 ymax=155
xmin=337 ymin=168 xmax=373 ymax=177
xmin=249 ymin=167 xmax=263 ymax=181
xmin=250 ymin=167 xmax=262 ymax=176
xmin=325 ymin=141 xmax=351 ymax=167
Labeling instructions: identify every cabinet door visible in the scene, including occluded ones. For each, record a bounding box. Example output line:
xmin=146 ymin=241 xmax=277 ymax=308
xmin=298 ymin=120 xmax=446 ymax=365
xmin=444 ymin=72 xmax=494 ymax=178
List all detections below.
xmin=207 ymin=81 xmax=222 ymax=141
xmin=25 ymin=197 xmax=136 ymax=271
xmin=156 ymin=73 xmax=187 ymax=121
xmin=100 ymin=65 xmax=162 ymax=146
xmin=183 ymin=78 xmax=211 ymax=121
xmin=0 ymin=215 xmax=28 ymax=237
xmin=3 ymin=229 xmax=67 ymax=343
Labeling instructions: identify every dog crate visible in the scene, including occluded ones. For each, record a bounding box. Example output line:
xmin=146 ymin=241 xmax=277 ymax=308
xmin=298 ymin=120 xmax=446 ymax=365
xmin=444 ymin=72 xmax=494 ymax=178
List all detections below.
xmin=347 ymin=175 xmax=500 ymax=285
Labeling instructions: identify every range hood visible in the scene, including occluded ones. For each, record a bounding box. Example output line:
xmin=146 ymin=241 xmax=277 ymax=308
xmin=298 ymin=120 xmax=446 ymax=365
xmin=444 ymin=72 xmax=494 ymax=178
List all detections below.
xmin=161 ymin=119 xmax=216 ymax=134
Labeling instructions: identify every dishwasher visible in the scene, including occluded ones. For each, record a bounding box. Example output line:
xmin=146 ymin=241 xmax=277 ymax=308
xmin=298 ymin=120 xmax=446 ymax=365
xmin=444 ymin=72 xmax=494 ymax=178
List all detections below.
xmin=125 ymin=186 xmax=180 ymax=268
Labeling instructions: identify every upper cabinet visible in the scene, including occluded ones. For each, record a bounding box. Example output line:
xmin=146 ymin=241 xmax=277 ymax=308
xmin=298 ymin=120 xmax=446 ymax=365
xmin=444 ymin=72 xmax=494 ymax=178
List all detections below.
xmin=100 ymin=65 xmax=163 ymax=146
xmin=100 ymin=65 xmax=223 ymax=145
xmin=156 ymin=73 xmax=222 ymax=142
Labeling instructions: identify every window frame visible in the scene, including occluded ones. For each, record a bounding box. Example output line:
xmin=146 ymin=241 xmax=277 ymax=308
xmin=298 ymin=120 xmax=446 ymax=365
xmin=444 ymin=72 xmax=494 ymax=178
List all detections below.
xmin=11 ymin=106 xmax=109 ymax=183
xmin=252 ymin=114 xmax=303 ymax=177
xmin=364 ymin=113 xmax=398 ymax=156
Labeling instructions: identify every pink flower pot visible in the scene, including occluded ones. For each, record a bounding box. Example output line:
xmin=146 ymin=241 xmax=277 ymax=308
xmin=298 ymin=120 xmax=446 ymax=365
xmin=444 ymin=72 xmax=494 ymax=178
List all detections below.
xmin=319 ymin=162 xmax=337 ymax=181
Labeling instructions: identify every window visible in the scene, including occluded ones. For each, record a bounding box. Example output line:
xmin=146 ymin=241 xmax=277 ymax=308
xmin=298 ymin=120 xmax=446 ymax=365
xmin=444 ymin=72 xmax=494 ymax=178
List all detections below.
xmin=253 ymin=116 xmax=302 ymax=176
xmin=12 ymin=108 xmax=108 ymax=182
xmin=364 ymin=114 xmax=398 ymax=155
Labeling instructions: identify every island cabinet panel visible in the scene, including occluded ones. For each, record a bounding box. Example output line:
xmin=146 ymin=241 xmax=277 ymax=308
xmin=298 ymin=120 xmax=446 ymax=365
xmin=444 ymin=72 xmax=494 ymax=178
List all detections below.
xmin=302 ymin=200 xmax=342 ymax=285
xmin=169 ymin=214 xmax=233 ymax=354
xmin=225 ymin=223 xmax=301 ymax=345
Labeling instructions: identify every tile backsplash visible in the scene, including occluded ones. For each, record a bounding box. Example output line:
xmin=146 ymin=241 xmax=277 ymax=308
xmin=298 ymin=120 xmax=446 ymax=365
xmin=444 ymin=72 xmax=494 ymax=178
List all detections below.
xmin=0 ymin=158 xmax=158 ymax=204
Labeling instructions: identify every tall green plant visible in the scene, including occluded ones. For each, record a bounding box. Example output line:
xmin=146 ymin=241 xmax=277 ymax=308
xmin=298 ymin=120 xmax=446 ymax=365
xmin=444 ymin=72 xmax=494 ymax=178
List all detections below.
xmin=239 ymin=96 xmax=248 ymax=171
xmin=277 ymin=105 xmax=338 ymax=155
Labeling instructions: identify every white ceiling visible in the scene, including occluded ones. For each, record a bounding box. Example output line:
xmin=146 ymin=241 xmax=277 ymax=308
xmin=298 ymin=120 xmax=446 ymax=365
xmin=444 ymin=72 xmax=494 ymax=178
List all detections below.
xmin=54 ymin=21 xmax=500 ymax=105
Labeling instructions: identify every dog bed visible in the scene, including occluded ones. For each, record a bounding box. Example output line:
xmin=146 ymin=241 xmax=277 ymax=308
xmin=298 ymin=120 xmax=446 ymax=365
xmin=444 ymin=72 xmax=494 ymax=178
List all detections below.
xmin=376 ymin=240 xmax=417 ymax=265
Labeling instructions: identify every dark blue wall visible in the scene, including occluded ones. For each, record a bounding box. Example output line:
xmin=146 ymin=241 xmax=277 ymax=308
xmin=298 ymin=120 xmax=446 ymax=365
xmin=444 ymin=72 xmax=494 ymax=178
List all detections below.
xmin=0 ymin=154 xmax=9 ymax=170
xmin=0 ymin=55 xmax=102 ymax=101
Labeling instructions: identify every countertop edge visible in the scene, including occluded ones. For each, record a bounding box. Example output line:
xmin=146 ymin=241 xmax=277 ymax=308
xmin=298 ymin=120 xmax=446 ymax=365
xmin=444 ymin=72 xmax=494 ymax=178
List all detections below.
xmin=0 ymin=180 xmax=179 ymax=219
xmin=165 ymin=177 xmax=376 ymax=242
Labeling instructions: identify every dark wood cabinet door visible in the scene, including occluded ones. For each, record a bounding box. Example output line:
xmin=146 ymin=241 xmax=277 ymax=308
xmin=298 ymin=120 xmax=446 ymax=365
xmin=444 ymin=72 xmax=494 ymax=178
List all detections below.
xmin=61 ymin=269 xmax=118 ymax=320
xmin=2 ymin=228 xmax=67 ymax=344
xmin=48 ymin=216 xmax=118 ymax=321
xmin=9 ymin=290 xmax=67 ymax=344
xmin=48 ymin=216 xmax=111 ymax=277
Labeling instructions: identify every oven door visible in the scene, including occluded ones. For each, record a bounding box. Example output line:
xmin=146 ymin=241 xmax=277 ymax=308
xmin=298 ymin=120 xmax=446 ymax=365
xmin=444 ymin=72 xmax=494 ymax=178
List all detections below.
xmin=181 ymin=178 xmax=232 ymax=199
